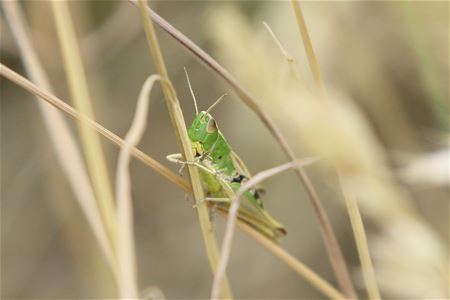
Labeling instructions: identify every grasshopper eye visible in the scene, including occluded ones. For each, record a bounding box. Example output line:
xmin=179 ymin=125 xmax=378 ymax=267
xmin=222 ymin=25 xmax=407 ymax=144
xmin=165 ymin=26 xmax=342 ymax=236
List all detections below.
xmin=207 ymin=118 xmax=217 ymax=133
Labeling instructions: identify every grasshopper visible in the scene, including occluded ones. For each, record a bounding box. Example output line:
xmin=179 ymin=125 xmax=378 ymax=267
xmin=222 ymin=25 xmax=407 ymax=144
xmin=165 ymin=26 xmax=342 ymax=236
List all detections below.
xmin=167 ymin=71 xmax=286 ymax=241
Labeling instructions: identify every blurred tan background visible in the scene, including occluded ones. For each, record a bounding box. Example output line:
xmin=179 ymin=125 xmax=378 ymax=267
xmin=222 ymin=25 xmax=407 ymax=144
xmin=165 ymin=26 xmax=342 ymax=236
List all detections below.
xmin=1 ymin=1 xmax=448 ymax=299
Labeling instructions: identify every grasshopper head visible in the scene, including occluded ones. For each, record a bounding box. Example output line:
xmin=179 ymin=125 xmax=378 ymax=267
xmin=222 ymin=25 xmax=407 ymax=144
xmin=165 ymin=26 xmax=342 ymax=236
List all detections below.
xmin=188 ymin=111 xmax=219 ymax=145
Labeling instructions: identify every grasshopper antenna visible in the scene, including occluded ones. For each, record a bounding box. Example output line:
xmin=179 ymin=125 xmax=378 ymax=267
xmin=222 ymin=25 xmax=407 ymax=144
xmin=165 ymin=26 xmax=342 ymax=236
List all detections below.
xmin=205 ymin=93 xmax=228 ymax=114
xmin=184 ymin=67 xmax=198 ymax=115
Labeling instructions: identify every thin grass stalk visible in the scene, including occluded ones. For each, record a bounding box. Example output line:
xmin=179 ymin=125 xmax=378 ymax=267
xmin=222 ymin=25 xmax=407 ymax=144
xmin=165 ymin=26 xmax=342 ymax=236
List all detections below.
xmin=0 ymin=63 xmax=345 ymax=298
xmin=1 ymin=1 xmax=116 ymax=273
xmin=341 ymin=178 xmax=381 ymax=300
xmin=262 ymin=21 xmax=294 ymax=62
xmin=212 ymin=159 xmax=316 ymax=300
xmin=290 ymin=1 xmax=356 ymax=297
xmin=236 ymin=220 xmax=346 ymax=300
xmin=128 ymin=4 xmax=351 ymax=298
xmin=50 ymin=1 xmax=117 ymax=246
xmin=290 ymin=0 xmax=327 ymax=100
xmin=115 ymin=75 xmax=161 ymax=298
xmin=0 ymin=63 xmax=190 ymax=192
xmin=262 ymin=21 xmax=301 ymax=81
xmin=136 ymin=1 xmax=232 ymax=298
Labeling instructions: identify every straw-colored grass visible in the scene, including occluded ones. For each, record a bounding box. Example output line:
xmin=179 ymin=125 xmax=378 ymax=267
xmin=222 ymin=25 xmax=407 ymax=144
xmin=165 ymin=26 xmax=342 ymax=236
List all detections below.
xmin=115 ymin=75 xmax=162 ymax=297
xmin=136 ymin=1 xmax=232 ymax=298
xmin=1 ymin=0 xmax=115 ymax=273
xmin=211 ymin=158 xmax=338 ymax=299
xmin=290 ymin=1 xmax=379 ymax=298
xmin=50 ymin=0 xmax=117 ymax=248
xmin=0 ymin=63 xmax=348 ymax=299
xmin=1 ymin=1 xmax=447 ymax=299
xmin=340 ymin=178 xmax=381 ymax=300
xmin=131 ymin=2 xmax=355 ymax=297
xmin=207 ymin=3 xmax=447 ymax=299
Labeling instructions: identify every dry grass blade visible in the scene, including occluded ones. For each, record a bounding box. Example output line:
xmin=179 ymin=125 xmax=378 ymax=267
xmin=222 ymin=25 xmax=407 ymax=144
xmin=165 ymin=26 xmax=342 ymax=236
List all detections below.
xmin=128 ymin=3 xmax=351 ymax=297
xmin=136 ymin=0 xmax=232 ymax=298
xmin=262 ymin=21 xmax=300 ymax=80
xmin=0 ymin=63 xmax=190 ymax=193
xmin=262 ymin=21 xmax=294 ymax=63
xmin=116 ymin=75 xmax=161 ymax=298
xmin=50 ymin=0 xmax=117 ymax=246
xmin=290 ymin=1 xmax=355 ymax=296
xmin=290 ymin=0 xmax=326 ymax=100
xmin=1 ymin=0 xmax=115 ymax=272
xmin=236 ymin=220 xmax=346 ymax=300
xmin=211 ymin=158 xmax=338 ymax=300
xmin=340 ymin=177 xmax=381 ymax=300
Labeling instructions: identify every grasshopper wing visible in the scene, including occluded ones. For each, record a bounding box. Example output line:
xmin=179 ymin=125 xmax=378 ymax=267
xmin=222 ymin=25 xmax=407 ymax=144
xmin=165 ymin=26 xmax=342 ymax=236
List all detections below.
xmin=196 ymin=155 xmax=287 ymax=241
xmin=230 ymin=151 xmax=266 ymax=194
xmin=230 ymin=151 xmax=252 ymax=178
xmin=216 ymin=156 xmax=287 ymax=240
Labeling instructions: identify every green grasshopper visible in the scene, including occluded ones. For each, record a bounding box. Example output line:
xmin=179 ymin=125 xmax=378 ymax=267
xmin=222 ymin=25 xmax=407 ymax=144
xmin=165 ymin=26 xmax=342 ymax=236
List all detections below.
xmin=167 ymin=71 xmax=286 ymax=241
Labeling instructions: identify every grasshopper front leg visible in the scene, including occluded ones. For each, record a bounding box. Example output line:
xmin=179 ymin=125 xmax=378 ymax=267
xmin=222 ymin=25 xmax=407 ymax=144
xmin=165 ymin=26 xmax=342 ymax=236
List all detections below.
xmin=166 ymin=153 xmax=230 ymax=205
xmin=166 ymin=153 xmax=189 ymax=175
xmin=166 ymin=153 xmax=224 ymax=178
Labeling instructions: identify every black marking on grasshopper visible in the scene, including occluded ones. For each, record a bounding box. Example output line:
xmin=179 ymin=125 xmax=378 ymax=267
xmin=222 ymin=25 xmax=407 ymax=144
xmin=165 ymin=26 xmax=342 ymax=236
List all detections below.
xmin=231 ymin=174 xmax=246 ymax=184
